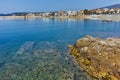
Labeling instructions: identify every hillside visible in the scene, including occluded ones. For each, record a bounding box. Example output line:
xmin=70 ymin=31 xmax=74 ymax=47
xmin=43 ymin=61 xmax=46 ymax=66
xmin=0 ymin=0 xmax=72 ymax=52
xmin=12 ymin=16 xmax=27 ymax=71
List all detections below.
xmin=100 ymin=4 xmax=120 ymax=9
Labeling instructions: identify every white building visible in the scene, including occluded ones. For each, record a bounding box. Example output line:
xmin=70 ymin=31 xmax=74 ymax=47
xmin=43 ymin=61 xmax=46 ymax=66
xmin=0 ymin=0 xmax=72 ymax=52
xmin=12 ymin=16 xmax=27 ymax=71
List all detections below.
xmin=42 ymin=13 xmax=50 ymax=16
xmin=27 ymin=13 xmax=35 ymax=16
xmin=110 ymin=9 xmax=115 ymax=14
xmin=117 ymin=9 xmax=120 ymax=14
xmin=67 ymin=11 xmax=72 ymax=16
xmin=103 ymin=8 xmax=109 ymax=12
xmin=71 ymin=11 xmax=78 ymax=16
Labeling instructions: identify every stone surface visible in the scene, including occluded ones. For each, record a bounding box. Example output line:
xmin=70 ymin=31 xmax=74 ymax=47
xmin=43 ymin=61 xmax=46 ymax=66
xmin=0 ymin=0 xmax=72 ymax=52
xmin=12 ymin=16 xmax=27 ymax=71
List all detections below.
xmin=69 ymin=36 xmax=120 ymax=80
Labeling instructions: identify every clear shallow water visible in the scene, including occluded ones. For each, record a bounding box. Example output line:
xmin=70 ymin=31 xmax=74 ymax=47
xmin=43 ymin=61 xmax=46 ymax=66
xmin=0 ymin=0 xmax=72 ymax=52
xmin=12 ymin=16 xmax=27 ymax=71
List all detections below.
xmin=0 ymin=18 xmax=120 ymax=79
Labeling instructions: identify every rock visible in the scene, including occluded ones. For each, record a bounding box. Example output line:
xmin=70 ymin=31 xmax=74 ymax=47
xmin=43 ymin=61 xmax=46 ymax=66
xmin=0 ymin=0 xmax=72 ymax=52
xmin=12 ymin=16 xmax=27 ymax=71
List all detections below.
xmin=17 ymin=48 xmax=25 ymax=55
xmin=76 ymin=38 xmax=91 ymax=47
xmin=69 ymin=36 xmax=120 ymax=80
xmin=108 ymin=41 xmax=116 ymax=47
xmin=99 ymin=40 xmax=107 ymax=45
xmin=81 ymin=47 xmax=88 ymax=53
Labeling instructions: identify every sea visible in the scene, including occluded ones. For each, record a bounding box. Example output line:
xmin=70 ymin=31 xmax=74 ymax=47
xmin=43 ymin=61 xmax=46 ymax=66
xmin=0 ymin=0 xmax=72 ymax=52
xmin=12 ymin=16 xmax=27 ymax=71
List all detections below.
xmin=0 ymin=18 xmax=120 ymax=80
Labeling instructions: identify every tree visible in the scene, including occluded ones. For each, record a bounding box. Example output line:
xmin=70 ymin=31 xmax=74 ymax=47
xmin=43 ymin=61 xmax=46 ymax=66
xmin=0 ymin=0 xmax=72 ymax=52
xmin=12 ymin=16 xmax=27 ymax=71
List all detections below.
xmin=49 ymin=12 xmax=55 ymax=16
xmin=83 ymin=9 xmax=92 ymax=15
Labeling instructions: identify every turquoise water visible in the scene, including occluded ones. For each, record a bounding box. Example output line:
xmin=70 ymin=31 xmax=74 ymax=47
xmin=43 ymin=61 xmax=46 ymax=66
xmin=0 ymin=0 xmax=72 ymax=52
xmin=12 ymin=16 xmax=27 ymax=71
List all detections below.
xmin=0 ymin=19 xmax=120 ymax=50
xmin=0 ymin=18 xmax=120 ymax=79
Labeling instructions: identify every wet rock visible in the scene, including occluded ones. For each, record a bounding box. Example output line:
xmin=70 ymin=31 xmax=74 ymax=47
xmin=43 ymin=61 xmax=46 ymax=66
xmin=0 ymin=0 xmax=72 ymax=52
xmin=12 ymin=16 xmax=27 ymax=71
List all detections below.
xmin=69 ymin=36 xmax=120 ymax=80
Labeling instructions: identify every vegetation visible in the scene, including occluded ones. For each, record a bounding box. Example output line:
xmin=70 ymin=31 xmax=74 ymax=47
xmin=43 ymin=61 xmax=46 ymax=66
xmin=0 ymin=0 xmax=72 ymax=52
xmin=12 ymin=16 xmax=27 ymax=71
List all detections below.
xmin=83 ymin=9 xmax=92 ymax=15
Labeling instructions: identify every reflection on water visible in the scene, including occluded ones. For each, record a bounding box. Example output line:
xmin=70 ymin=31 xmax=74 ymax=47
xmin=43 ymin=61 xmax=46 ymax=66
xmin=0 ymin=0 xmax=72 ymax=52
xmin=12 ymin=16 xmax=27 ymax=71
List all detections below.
xmin=0 ymin=18 xmax=120 ymax=79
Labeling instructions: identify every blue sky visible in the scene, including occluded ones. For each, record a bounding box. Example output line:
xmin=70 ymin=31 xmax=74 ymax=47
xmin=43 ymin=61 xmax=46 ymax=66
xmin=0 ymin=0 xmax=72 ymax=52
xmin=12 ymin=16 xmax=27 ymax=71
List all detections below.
xmin=0 ymin=0 xmax=120 ymax=13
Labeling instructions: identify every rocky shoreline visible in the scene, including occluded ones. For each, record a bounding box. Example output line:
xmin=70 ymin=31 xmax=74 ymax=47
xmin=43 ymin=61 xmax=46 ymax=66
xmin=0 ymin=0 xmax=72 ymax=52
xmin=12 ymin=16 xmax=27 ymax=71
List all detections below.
xmin=69 ymin=36 xmax=120 ymax=80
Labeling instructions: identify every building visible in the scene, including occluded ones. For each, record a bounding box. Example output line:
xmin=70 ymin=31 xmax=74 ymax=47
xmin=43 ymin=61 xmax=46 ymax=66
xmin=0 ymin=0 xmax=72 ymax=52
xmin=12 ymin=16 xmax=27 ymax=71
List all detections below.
xmin=54 ymin=12 xmax=58 ymax=16
xmin=42 ymin=13 xmax=51 ymax=16
xmin=67 ymin=11 xmax=72 ymax=16
xmin=78 ymin=10 xmax=84 ymax=15
xmin=26 ymin=13 xmax=35 ymax=16
xmin=95 ymin=9 xmax=103 ymax=14
xmin=113 ymin=8 xmax=120 ymax=14
xmin=117 ymin=9 xmax=120 ymax=14
xmin=58 ymin=11 xmax=68 ymax=16
xmin=103 ymin=8 xmax=109 ymax=13
xmin=110 ymin=9 xmax=116 ymax=14
xmin=70 ymin=11 xmax=78 ymax=16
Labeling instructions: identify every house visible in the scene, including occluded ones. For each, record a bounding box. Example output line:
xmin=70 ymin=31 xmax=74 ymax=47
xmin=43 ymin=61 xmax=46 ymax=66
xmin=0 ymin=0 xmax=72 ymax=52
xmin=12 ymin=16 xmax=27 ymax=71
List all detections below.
xmin=70 ymin=11 xmax=78 ymax=16
xmin=117 ymin=9 xmax=120 ymax=14
xmin=27 ymin=13 xmax=35 ymax=16
xmin=58 ymin=11 xmax=68 ymax=16
xmin=78 ymin=10 xmax=84 ymax=15
xmin=103 ymin=8 xmax=109 ymax=12
xmin=95 ymin=9 xmax=103 ymax=14
xmin=12 ymin=14 xmax=16 ymax=16
xmin=42 ymin=13 xmax=50 ymax=16
xmin=113 ymin=8 xmax=120 ymax=14
xmin=54 ymin=12 xmax=58 ymax=16
xmin=67 ymin=11 xmax=72 ymax=16
xmin=110 ymin=9 xmax=116 ymax=14
xmin=90 ymin=9 xmax=103 ymax=14
xmin=34 ymin=13 xmax=44 ymax=16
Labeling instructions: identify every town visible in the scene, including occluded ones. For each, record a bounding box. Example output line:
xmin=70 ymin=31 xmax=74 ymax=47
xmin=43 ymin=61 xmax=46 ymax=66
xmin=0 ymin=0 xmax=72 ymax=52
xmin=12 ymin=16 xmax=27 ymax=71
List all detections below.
xmin=1 ymin=8 xmax=120 ymax=17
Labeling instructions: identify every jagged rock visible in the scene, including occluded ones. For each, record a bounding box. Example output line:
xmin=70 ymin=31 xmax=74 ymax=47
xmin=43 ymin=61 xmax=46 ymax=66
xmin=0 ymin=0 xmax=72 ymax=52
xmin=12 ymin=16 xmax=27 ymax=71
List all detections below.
xmin=69 ymin=36 xmax=120 ymax=80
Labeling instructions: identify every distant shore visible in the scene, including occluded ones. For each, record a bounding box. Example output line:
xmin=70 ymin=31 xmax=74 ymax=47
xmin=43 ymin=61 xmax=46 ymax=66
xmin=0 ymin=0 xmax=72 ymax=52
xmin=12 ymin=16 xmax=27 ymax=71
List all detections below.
xmin=85 ymin=15 xmax=120 ymax=21
xmin=1 ymin=15 xmax=120 ymax=21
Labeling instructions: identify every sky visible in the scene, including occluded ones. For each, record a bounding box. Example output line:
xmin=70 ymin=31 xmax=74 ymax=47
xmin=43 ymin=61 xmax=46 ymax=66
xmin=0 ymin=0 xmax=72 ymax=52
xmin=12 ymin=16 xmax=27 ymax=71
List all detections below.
xmin=0 ymin=0 xmax=120 ymax=13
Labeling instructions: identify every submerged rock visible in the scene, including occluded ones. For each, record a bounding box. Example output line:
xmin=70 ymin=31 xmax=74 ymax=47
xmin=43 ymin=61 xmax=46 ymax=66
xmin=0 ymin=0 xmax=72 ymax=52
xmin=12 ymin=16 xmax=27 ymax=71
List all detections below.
xmin=17 ymin=42 xmax=35 ymax=55
xmin=69 ymin=36 xmax=120 ymax=80
xmin=0 ymin=41 xmax=90 ymax=80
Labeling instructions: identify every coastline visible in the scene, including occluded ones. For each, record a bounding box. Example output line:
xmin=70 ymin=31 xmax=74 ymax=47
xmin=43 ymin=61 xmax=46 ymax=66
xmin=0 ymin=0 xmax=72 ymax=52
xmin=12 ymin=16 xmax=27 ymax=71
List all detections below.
xmin=84 ymin=15 xmax=120 ymax=21
xmin=1 ymin=15 xmax=120 ymax=21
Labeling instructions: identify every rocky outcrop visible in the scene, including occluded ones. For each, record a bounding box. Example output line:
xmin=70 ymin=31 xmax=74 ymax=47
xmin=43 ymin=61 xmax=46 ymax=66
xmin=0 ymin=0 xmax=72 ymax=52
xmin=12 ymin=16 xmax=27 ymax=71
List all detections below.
xmin=69 ymin=36 xmax=120 ymax=80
